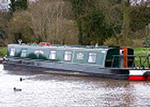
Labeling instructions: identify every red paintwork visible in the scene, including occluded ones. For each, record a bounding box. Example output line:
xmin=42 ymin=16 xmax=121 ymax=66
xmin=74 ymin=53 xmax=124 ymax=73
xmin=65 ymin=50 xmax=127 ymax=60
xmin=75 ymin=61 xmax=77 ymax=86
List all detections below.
xmin=120 ymin=47 xmax=128 ymax=68
xmin=46 ymin=43 xmax=50 ymax=46
xmin=40 ymin=42 xmax=45 ymax=46
xmin=129 ymin=75 xmax=150 ymax=81
xmin=40 ymin=42 xmax=50 ymax=46
xmin=124 ymin=47 xmax=128 ymax=68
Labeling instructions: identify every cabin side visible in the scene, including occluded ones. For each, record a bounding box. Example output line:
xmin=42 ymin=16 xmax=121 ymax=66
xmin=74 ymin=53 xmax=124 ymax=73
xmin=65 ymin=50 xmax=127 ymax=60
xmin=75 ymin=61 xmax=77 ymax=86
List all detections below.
xmin=105 ymin=47 xmax=134 ymax=68
xmin=105 ymin=48 xmax=120 ymax=67
xmin=6 ymin=44 xmax=134 ymax=68
xmin=7 ymin=44 xmax=109 ymax=67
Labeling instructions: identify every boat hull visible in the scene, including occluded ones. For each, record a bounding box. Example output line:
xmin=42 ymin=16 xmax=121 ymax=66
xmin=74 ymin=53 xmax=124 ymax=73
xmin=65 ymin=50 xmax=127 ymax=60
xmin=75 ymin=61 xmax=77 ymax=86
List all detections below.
xmin=129 ymin=70 xmax=150 ymax=81
xmin=129 ymin=76 xmax=150 ymax=81
xmin=3 ymin=58 xmax=129 ymax=80
xmin=4 ymin=58 xmax=150 ymax=81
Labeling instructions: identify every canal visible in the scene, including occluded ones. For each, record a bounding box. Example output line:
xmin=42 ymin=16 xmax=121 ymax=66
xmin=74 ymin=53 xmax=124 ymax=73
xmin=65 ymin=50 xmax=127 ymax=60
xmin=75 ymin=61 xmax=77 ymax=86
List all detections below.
xmin=0 ymin=64 xmax=150 ymax=106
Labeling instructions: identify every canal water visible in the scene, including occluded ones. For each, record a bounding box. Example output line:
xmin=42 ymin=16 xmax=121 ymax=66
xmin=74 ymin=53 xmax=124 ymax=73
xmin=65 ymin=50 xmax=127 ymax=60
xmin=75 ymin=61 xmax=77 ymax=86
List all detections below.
xmin=0 ymin=64 xmax=150 ymax=107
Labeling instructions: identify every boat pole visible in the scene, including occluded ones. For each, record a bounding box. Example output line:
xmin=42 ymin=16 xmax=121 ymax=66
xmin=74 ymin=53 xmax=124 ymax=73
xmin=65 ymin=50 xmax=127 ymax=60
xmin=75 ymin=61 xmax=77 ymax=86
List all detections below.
xmin=124 ymin=47 xmax=128 ymax=68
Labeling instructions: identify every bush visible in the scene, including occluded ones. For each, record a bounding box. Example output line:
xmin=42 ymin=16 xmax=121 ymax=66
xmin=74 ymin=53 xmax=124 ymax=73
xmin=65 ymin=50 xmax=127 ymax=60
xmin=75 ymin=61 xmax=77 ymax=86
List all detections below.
xmin=132 ymin=39 xmax=143 ymax=48
xmin=103 ymin=36 xmax=124 ymax=46
xmin=0 ymin=39 xmax=9 ymax=47
xmin=143 ymin=36 xmax=150 ymax=46
xmin=0 ymin=49 xmax=7 ymax=57
xmin=103 ymin=37 xmax=118 ymax=46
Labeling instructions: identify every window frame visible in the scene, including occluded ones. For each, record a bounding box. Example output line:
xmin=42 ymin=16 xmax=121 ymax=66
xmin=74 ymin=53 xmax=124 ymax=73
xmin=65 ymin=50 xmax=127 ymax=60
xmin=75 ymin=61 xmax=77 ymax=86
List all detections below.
xmin=49 ymin=50 xmax=56 ymax=60
xmin=21 ymin=49 xmax=27 ymax=57
xmin=64 ymin=51 xmax=72 ymax=61
xmin=88 ymin=52 xmax=97 ymax=63
xmin=10 ymin=48 xmax=15 ymax=56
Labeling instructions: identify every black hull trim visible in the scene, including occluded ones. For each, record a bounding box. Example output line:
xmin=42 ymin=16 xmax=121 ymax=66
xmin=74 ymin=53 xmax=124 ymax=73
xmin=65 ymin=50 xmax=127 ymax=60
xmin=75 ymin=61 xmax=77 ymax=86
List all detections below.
xmin=3 ymin=63 xmax=129 ymax=80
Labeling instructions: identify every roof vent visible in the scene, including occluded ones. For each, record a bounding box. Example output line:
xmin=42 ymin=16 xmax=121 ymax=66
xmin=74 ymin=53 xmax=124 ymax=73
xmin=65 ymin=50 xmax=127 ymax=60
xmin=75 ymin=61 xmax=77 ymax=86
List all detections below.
xmin=95 ymin=43 xmax=98 ymax=48
xmin=18 ymin=39 xmax=22 ymax=45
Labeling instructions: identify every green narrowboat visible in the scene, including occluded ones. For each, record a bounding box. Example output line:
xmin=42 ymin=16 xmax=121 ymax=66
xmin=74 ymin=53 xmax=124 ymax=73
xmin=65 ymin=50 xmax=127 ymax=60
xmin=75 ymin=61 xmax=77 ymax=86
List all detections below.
xmin=3 ymin=42 xmax=150 ymax=80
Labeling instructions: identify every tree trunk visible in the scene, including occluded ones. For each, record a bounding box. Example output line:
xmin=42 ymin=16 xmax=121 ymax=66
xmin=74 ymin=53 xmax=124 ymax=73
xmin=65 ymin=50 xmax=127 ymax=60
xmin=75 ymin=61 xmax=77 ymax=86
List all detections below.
xmin=78 ymin=19 xmax=83 ymax=45
xmin=121 ymin=0 xmax=130 ymax=46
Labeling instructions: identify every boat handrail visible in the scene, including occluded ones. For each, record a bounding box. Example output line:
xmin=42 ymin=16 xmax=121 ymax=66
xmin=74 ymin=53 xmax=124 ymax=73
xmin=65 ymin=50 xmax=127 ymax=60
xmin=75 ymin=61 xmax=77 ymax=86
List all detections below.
xmin=113 ymin=55 xmax=136 ymax=57
xmin=112 ymin=54 xmax=150 ymax=69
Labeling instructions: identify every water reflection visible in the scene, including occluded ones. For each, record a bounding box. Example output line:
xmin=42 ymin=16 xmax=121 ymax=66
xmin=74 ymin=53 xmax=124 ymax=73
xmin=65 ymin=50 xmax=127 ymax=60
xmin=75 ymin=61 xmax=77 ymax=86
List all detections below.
xmin=1 ymin=64 xmax=150 ymax=106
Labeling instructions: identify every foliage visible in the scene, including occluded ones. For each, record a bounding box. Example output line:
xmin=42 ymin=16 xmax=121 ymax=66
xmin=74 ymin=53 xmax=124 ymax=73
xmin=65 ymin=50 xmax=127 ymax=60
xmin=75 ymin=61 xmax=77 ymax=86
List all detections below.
xmin=132 ymin=39 xmax=143 ymax=47
xmin=9 ymin=11 xmax=34 ymax=43
xmin=0 ymin=0 xmax=149 ymax=46
xmin=130 ymin=6 xmax=150 ymax=32
xmin=108 ymin=0 xmax=122 ymax=5
xmin=103 ymin=34 xmax=125 ymax=46
xmin=0 ymin=49 xmax=7 ymax=57
xmin=103 ymin=37 xmax=118 ymax=46
xmin=28 ymin=0 xmax=78 ymax=45
xmin=134 ymin=47 xmax=150 ymax=67
xmin=70 ymin=0 xmax=97 ymax=44
xmin=9 ymin=0 xmax=28 ymax=12
xmin=0 ymin=12 xmax=12 ymax=46
xmin=143 ymin=36 xmax=150 ymax=46
xmin=81 ymin=10 xmax=114 ymax=45
xmin=8 ymin=0 xmax=78 ymax=45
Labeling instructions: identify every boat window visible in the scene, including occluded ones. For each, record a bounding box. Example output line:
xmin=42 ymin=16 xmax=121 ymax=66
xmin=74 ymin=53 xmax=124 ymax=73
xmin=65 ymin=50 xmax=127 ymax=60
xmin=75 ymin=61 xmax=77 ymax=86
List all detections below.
xmin=88 ymin=53 xmax=97 ymax=63
xmin=64 ymin=51 xmax=72 ymax=61
xmin=49 ymin=51 xmax=56 ymax=60
xmin=21 ymin=50 xmax=27 ymax=57
xmin=10 ymin=48 xmax=15 ymax=56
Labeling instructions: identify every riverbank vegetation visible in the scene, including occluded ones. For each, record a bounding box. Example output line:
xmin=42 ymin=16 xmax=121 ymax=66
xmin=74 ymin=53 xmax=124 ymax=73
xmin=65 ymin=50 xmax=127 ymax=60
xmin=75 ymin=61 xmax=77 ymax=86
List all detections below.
xmin=0 ymin=0 xmax=149 ymax=47
xmin=0 ymin=48 xmax=7 ymax=57
xmin=134 ymin=47 xmax=150 ymax=67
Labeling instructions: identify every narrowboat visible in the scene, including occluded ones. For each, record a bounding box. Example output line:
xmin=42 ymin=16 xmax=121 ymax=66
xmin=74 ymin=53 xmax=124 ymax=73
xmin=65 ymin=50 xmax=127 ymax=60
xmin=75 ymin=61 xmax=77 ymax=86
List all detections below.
xmin=2 ymin=41 xmax=150 ymax=81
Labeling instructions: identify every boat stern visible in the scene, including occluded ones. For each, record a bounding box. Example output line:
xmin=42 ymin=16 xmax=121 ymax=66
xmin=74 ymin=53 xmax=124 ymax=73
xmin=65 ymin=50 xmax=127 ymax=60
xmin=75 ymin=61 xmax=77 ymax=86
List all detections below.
xmin=129 ymin=70 xmax=150 ymax=81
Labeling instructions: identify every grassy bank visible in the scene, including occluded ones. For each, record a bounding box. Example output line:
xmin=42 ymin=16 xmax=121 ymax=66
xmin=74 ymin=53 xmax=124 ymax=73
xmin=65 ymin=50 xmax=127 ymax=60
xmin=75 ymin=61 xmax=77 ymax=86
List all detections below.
xmin=134 ymin=47 xmax=150 ymax=56
xmin=134 ymin=47 xmax=150 ymax=67
xmin=0 ymin=47 xmax=7 ymax=57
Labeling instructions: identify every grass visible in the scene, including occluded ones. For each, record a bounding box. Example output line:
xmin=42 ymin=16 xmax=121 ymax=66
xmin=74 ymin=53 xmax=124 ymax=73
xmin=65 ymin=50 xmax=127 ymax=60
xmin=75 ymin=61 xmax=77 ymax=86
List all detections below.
xmin=134 ymin=47 xmax=150 ymax=56
xmin=134 ymin=47 xmax=150 ymax=67
xmin=0 ymin=47 xmax=7 ymax=57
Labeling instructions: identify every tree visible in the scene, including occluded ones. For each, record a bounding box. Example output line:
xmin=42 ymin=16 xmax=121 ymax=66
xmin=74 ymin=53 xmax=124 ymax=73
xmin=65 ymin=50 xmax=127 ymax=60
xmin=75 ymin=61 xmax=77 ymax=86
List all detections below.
xmin=9 ymin=11 xmax=34 ymax=43
xmin=28 ymin=0 xmax=78 ymax=44
xmin=9 ymin=0 xmax=28 ymax=12
xmin=81 ymin=10 xmax=114 ymax=45
xmin=121 ymin=0 xmax=130 ymax=45
xmin=0 ymin=12 xmax=11 ymax=46
xmin=70 ymin=0 xmax=84 ymax=45
xmin=130 ymin=6 xmax=150 ymax=32
xmin=70 ymin=0 xmax=96 ymax=45
xmin=96 ymin=0 xmax=123 ymax=40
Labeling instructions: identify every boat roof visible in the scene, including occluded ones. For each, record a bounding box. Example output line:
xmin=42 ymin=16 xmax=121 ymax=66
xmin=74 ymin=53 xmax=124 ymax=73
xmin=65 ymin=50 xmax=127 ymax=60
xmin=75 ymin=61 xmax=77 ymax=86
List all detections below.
xmin=8 ymin=43 xmax=120 ymax=51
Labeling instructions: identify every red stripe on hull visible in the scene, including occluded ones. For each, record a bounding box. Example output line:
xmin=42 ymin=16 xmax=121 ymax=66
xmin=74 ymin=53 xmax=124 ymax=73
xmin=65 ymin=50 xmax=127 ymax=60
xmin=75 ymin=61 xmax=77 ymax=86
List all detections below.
xmin=129 ymin=75 xmax=150 ymax=81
